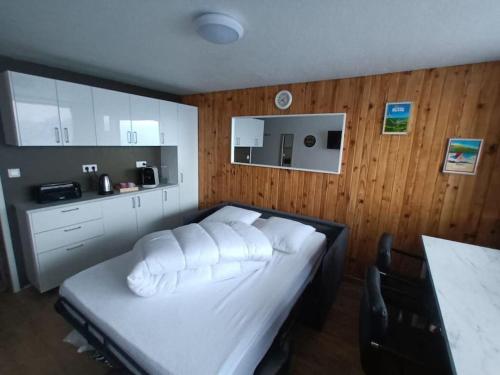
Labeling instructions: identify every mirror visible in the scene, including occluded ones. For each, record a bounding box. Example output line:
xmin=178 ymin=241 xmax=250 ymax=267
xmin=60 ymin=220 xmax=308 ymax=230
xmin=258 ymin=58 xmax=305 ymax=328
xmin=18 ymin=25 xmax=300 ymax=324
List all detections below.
xmin=231 ymin=113 xmax=346 ymax=174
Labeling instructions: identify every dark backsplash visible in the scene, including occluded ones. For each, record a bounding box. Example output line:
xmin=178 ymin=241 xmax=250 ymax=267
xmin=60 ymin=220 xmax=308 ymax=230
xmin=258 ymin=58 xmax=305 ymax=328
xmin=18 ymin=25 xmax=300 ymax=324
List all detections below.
xmin=0 ymin=55 xmax=179 ymax=286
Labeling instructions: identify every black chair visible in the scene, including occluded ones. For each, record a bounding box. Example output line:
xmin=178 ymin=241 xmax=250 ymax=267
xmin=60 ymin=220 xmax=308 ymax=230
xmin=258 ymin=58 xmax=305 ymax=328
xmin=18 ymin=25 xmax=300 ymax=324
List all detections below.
xmin=376 ymin=233 xmax=437 ymax=323
xmin=376 ymin=233 xmax=426 ymax=280
xmin=359 ymin=266 xmax=451 ymax=375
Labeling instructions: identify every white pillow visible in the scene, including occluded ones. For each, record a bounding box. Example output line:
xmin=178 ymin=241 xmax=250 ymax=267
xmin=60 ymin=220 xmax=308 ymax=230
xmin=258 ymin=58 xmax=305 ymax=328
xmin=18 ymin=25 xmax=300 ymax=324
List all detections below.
xmin=201 ymin=205 xmax=261 ymax=225
xmin=258 ymin=216 xmax=316 ymax=254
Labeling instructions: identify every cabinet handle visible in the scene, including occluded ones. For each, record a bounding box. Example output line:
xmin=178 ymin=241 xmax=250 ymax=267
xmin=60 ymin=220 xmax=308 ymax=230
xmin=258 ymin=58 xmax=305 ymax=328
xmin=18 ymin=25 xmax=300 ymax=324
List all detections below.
xmin=64 ymin=226 xmax=82 ymax=232
xmin=236 ymin=137 xmax=240 ymax=146
xmin=164 ymin=190 xmax=167 ymax=201
xmin=61 ymin=207 xmax=79 ymax=213
xmin=161 ymin=132 xmax=165 ymax=144
xmin=132 ymin=197 xmax=136 ymax=209
xmin=66 ymin=243 xmax=84 ymax=251
xmin=134 ymin=131 xmax=138 ymax=144
xmin=55 ymin=127 xmax=61 ymax=143
xmin=137 ymin=196 xmax=141 ymax=208
xmin=64 ymin=128 xmax=70 ymax=143
xmin=180 ymin=172 xmax=184 ymax=183
xmin=127 ymin=131 xmax=131 ymax=144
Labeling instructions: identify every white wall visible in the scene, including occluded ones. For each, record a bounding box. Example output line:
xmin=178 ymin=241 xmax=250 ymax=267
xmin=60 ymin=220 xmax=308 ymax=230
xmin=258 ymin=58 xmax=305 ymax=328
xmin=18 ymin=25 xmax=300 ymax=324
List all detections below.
xmin=251 ymin=115 xmax=344 ymax=172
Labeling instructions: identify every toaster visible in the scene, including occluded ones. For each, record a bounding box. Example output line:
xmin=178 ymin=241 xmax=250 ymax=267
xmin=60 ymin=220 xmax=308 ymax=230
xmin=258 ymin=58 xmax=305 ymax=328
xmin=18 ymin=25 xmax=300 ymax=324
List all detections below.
xmin=140 ymin=166 xmax=159 ymax=188
xmin=37 ymin=182 xmax=82 ymax=203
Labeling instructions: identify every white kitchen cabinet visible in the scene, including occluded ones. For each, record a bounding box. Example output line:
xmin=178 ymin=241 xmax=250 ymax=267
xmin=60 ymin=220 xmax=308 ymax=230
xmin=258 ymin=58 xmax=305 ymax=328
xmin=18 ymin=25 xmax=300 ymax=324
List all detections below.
xmin=135 ymin=189 xmax=165 ymax=236
xmin=177 ymin=104 xmax=199 ymax=219
xmin=101 ymin=194 xmax=138 ymax=259
xmin=130 ymin=94 xmax=160 ymax=146
xmin=17 ymin=185 xmax=183 ymax=292
xmin=233 ymin=118 xmax=264 ymax=147
xmin=56 ymin=80 xmax=97 ymax=146
xmin=34 ymin=219 xmax=104 ymax=254
xmin=37 ymin=236 xmax=104 ymax=292
xmin=93 ymin=87 xmax=132 ymax=146
xmin=159 ymin=100 xmax=178 ymax=145
xmin=0 ymin=71 xmax=62 ymax=146
xmin=162 ymin=186 xmax=180 ymax=228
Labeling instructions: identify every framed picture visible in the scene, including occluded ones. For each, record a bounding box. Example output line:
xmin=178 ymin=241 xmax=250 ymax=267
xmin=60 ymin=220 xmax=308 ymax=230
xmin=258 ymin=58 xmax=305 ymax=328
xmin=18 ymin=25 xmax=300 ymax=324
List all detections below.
xmin=382 ymin=102 xmax=412 ymax=135
xmin=442 ymin=138 xmax=483 ymax=175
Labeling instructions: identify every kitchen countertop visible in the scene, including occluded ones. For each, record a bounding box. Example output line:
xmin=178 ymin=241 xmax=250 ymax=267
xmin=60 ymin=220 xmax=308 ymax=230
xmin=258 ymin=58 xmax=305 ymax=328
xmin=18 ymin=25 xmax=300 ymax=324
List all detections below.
xmin=16 ymin=182 xmax=179 ymax=212
xmin=422 ymin=235 xmax=500 ymax=375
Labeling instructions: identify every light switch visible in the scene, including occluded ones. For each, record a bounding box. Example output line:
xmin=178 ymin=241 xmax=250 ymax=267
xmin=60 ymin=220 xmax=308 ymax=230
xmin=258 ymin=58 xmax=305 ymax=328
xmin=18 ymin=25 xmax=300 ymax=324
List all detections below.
xmin=7 ymin=168 xmax=21 ymax=178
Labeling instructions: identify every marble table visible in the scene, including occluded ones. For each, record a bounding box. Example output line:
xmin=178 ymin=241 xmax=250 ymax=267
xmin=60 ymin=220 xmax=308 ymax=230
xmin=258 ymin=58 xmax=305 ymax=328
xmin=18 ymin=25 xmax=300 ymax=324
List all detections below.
xmin=422 ymin=236 xmax=500 ymax=375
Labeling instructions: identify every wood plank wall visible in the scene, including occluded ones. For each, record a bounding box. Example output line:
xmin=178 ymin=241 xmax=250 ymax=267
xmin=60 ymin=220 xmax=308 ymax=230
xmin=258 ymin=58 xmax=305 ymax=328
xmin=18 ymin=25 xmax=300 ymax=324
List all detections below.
xmin=182 ymin=62 xmax=500 ymax=276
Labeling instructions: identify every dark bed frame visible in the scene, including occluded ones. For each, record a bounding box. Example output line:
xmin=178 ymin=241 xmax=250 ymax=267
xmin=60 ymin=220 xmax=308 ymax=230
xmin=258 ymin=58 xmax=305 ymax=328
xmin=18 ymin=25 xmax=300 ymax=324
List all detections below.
xmin=55 ymin=202 xmax=349 ymax=374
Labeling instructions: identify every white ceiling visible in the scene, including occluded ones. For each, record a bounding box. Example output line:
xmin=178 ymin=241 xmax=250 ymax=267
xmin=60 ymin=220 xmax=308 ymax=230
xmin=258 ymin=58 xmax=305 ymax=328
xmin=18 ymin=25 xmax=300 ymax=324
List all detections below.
xmin=0 ymin=0 xmax=499 ymax=95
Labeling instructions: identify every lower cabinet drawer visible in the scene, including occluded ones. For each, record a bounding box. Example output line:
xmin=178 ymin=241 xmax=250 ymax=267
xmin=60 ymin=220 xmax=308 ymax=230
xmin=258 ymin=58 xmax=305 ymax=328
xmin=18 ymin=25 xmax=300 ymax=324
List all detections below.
xmin=31 ymin=201 xmax=102 ymax=233
xmin=37 ymin=236 xmax=104 ymax=292
xmin=34 ymin=219 xmax=104 ymax=254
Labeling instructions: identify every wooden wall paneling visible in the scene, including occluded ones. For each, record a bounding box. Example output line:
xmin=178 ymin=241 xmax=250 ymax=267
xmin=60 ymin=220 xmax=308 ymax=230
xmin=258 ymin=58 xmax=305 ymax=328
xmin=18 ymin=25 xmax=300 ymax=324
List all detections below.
xmin=360 ymin=75 xmax=386 ymax=265
xmin=456 ymin=64 xmax=500 ymax=243
xmin=425 ymin=67 xmax=466 ymax=240
xmin=411 ymin=68 xmax=448 ymax=246
xmin=389 ymin=71 xmax=425 ymax=248
xmin=446 ymin=65 xmax=487 ymax=241
xmin=345 ymin=78 xmax=373 ymax=266
xmin=185 ymin=61 xmax=500 ymax=277
xmin=431 ymin=67 xmax=466 ymax=239
xmin=397 ymin=70 xmax=439 ymax=251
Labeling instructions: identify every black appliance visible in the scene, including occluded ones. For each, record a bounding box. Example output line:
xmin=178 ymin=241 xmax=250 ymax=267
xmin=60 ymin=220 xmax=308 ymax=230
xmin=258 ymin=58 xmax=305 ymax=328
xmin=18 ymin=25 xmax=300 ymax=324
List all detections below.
xmin=98 ymin=174 xmax=113 ymax=195
xmin=327 ymin=131 xmax=342 ymax=149
xmin=37 ymin=182 xmax=82 ymax=204
xmin=139 ymin=166 xmax=159 ymax=188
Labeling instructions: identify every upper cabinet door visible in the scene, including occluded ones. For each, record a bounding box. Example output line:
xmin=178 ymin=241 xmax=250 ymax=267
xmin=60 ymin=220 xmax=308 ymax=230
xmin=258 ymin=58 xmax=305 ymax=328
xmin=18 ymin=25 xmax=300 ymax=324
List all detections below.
xmin=159 ymin=101 xmax=178 ymax=146
xmin=93 ymin=87 xmax=132 ymax=146
xmin=251 ymin=119 xmax=264 ymax=147
xmin=233 ymin=118 xmax=264 ymax=147
xmin=56 ymin=80 xmax=97 ymax=146
xmin=9 ymin=72 xmax=62 ymax=146
xmin=177 ymin=104 xmax=199 ymax=217
xmin=130 ymin=95 xmax=160 ymax=146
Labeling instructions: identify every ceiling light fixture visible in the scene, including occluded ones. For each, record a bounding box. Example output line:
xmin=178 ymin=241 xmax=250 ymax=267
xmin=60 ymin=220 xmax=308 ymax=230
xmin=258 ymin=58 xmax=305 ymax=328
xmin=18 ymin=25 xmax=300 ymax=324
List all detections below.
xmin=194 ymin=13 xmax=244 ymax=44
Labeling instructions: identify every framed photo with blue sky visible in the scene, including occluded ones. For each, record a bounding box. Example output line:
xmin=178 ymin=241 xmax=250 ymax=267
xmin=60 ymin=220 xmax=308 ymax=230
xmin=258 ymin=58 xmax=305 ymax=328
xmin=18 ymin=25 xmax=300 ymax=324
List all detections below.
xmin=382 ymin=101 xmax=412 ymax=135
xmin=443 ymin=138 xmax=483 ymax=175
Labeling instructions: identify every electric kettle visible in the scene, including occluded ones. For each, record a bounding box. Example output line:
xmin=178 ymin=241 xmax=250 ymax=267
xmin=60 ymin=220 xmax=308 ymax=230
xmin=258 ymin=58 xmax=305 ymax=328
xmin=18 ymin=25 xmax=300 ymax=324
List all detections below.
xmin=98 ymin=174 xmax=113 ymax=195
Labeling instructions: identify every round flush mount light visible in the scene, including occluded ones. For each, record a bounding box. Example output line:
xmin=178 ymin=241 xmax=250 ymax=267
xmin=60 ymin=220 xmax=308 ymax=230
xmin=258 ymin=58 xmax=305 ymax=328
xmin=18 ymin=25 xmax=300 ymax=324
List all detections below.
xmin=195 ymin=13 xmax=244 ymax=44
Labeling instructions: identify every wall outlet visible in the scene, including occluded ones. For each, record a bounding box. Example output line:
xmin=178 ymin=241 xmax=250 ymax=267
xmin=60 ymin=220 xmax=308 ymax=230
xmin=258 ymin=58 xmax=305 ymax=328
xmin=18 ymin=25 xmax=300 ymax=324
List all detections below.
xmin=82 ymin=164 xmax=98 ymax=173
xmin=136 ymin=161 xmax=147 ymax=168
xmin=7 ymin=168 xmax=21 ymax=178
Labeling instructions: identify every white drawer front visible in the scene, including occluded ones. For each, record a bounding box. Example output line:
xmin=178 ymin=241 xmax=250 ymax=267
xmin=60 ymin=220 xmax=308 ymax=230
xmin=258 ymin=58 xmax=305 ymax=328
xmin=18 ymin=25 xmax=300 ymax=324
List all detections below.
xmin=34 ymin=219 xmax=104 ymax=254
xmin=31 ymin=201 xmax=102 ymax=233
xmin=37 ymin=237 xmax=104 ymax=292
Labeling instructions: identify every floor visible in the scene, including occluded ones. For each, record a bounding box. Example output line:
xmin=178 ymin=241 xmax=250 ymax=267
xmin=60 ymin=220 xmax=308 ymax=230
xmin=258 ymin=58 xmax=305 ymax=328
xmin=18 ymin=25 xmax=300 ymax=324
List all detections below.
xmin=0 ymin=278 xmax=364 ymax=375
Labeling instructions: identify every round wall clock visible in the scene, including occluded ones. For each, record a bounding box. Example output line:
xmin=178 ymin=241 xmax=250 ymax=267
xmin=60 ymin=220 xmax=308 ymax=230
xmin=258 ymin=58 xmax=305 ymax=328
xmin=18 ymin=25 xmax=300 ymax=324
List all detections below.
xmin=304 ymin=135 xmax=316 ymax=147
xmin=275 ymin=90 xmax=293 ymax=110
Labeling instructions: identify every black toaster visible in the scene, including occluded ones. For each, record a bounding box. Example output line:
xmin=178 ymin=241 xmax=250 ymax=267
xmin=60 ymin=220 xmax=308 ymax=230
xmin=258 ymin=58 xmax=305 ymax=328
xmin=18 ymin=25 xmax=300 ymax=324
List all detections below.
xmin=37 ymin=182 xmax=82 ymax=203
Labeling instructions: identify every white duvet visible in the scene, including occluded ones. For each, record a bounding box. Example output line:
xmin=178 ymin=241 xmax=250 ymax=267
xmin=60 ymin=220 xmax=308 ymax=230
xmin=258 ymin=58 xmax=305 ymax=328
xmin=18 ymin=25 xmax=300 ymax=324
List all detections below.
xmin=127 ymin=221 xmax=273 ymax=297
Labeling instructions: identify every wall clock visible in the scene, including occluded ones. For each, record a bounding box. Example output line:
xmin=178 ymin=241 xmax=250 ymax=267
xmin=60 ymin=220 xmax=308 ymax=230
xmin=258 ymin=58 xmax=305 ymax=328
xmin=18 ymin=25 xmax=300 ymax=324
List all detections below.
xmin=304 ymin=135 xmax=316 ymax=147
xmin=275 ymin=90 xmax=293 ymax=110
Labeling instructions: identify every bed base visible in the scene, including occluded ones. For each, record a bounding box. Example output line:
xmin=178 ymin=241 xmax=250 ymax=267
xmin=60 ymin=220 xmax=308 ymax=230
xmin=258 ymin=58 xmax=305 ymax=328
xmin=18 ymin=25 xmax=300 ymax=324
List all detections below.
xmin=55 ymin=202 xmax=349 ymax=374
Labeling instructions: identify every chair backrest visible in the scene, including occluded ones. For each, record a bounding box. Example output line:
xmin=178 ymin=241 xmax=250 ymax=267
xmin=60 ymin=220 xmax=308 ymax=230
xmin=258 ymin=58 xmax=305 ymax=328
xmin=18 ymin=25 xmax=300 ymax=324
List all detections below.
xmin=376 ymin=233 xmax=393 ymax=273
xmin=359 ymin=266 xmax=389 ymax=374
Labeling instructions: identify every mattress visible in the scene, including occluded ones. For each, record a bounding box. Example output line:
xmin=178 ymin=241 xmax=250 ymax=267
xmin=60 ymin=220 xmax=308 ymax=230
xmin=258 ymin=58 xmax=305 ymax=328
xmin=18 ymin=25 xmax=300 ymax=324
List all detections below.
xmin=59 ymin=220 xmax=327 ymax=375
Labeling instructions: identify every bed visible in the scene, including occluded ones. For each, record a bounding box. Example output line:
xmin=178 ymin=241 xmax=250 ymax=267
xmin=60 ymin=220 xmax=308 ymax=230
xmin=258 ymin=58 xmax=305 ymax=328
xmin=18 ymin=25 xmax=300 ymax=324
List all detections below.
xmin=55 ymin=202 xmax=349 ymax=374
